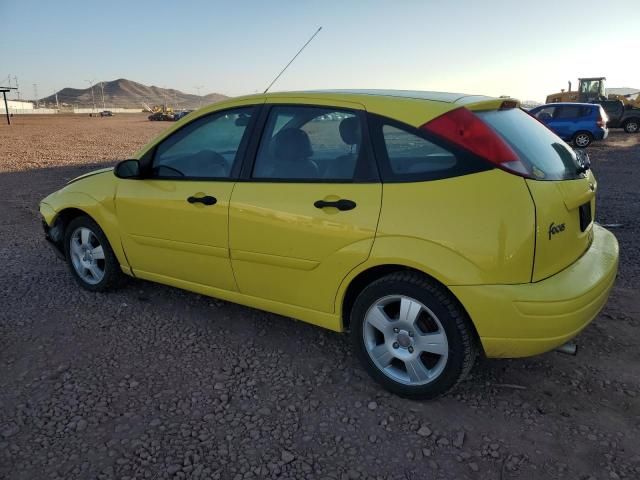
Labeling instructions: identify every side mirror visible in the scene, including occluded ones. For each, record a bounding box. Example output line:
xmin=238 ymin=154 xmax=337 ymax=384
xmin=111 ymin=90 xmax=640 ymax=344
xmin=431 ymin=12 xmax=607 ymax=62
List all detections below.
xmin=114 ymin=159 xmax=141 ymax=179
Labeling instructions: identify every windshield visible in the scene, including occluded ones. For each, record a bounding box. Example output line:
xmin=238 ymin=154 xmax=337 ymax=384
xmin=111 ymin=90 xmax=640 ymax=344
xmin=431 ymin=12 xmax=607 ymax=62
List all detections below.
xmin=477 ymin=108 xmax=580 ymax=181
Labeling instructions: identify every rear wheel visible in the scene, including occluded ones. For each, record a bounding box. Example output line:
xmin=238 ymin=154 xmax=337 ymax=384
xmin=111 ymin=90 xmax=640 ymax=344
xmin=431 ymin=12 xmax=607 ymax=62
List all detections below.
xmin=350 ymin=272 xmax=477 ymax=399
xmin=573 ymin=132 xmax=593 ymax=148
xmin=64 ymin=216 xmax=124 ymax=292
xmin=624 ymin=119 xmax=639 ymax=133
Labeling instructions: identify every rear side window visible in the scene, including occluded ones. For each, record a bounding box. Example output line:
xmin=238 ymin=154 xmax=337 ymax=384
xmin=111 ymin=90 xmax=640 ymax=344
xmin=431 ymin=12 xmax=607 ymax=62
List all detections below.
xmin=554 ymin=105 xmax=591 ymax=119
xmin=369 ymin=115 xmax=490 ymax=183
xmin=478 ymin=109 xmax=579 ymax=181
xmin=382 ymin=125 xmax=457 ymax=175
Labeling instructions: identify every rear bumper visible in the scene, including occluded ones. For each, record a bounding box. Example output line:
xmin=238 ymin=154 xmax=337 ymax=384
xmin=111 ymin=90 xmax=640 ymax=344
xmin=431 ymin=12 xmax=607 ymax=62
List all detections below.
xmin=451 ymin=224 xmax=619 ymax=358
xmin=594 ymin=128 xmax=608 ymax=140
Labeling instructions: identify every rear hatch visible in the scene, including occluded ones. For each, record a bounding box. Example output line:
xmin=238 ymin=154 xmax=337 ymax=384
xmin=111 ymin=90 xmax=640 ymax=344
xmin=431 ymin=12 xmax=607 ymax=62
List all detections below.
xmin=477 ymin=109 xmax=595 ymax=281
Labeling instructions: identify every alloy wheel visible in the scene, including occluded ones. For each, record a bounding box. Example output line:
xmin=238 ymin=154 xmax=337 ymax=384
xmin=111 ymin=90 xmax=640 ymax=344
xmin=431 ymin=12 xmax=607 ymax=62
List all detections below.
xmin=363 ymin=295 xmax=449 ymax=386
xmin=69 ymin=227 xmax=106 ymax=285
xmin=575 ymin=133 xmax=591 ymax=147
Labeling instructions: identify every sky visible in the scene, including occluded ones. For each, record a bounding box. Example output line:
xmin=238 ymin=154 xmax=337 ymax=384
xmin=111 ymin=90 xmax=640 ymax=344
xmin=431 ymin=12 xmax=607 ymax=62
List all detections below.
xmin=2 ymin=0 xmax=639 ymax=102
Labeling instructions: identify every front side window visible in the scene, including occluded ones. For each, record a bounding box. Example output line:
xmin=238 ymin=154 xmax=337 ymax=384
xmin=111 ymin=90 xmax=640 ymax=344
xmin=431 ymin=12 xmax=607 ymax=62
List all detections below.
xmin=151 ymin=107 xmax=254 ymax=178
xmin=252 ymin=106 xmax=372 ymax=181
xmin=533 ymin=106 xmax=555 ymax=121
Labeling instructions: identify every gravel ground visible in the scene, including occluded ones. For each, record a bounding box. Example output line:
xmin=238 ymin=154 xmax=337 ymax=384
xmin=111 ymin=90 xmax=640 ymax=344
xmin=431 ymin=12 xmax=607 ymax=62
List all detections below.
xmin=1 ymin=114 xmax=639 ymax=480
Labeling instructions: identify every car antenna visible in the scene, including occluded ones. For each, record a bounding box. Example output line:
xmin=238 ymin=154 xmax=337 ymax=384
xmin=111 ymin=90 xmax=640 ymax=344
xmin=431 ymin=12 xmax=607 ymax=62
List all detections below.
xmin=263 ymin=26 xmax=323 ymax=94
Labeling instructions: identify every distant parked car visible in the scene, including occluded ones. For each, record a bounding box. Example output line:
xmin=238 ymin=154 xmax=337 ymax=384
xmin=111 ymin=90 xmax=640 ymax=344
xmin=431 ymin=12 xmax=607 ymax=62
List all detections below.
xmin=529 ymin=103 xmax=608 ymax=148
xmin=100 ymin=110 xmax=113 ymax=117
xmin=596 ymin=100 xmax=640 ymax=133
xmin=173 ymin=110 xmax=194 ymax=121
xmin=148 ymin=112 xmax=169 ymax=121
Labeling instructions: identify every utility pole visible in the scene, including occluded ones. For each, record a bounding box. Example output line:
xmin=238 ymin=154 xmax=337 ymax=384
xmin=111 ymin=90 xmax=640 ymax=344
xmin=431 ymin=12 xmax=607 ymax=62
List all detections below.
xmin=194 ymin=85 xmax=203 ymax=108
xmin=85 ymin=79 xmax=96 ymax=113
xmin=14 ymin=76 xmax=19 ymax=100
xmin=100 ymin=81 xmax=106 ymax=110
xmin=33 ymin=84 xmax=39 ymax=108
xmin=1 ymin=86 xmax=18 ymax=125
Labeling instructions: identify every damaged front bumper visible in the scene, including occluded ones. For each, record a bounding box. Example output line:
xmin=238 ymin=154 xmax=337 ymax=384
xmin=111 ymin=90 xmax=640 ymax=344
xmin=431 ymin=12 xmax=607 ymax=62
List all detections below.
xmin=40 ymin=202 xmax=65 ymax=260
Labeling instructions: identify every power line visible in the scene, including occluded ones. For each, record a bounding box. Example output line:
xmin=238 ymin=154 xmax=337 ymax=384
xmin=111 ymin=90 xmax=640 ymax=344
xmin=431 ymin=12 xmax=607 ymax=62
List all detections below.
xmin=194 ymin=85 xmax=203 ymax=107
xmin=85 ymin=79 xmax=96 ymax=113
xmin=33 ymin=84 xmax=39 ymax=108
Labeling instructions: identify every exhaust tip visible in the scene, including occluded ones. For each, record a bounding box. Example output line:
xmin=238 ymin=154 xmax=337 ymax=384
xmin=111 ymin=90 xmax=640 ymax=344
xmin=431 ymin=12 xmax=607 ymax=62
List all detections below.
xmin=556 ymin=341 xmax=578 ymax=356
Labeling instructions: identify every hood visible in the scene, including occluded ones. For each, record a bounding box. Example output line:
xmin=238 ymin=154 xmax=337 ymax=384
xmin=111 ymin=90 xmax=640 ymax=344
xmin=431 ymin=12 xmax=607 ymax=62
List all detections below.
xmin=67 ymin=167 xmax=114 ymax=185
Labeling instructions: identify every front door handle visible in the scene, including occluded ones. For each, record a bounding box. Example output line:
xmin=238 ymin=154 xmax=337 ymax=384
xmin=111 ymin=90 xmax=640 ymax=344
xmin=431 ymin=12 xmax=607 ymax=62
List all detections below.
xmin=187 ymin=195 xmax=217 ymax=206
xmin=313 ymin=199 xmax=357 ymax=211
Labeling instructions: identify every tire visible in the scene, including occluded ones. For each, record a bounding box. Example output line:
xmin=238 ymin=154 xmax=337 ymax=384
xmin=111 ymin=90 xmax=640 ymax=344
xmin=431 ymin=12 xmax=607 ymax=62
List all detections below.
xmin=573 ymin=132 xmax=593 ymax=148
xmin=624 ymin=119 xmax=639 ymax=134
xmin=350 ymin=272 xmax=477 ymax=399
xmin=63 ymin=215 xmax=124 ymax=292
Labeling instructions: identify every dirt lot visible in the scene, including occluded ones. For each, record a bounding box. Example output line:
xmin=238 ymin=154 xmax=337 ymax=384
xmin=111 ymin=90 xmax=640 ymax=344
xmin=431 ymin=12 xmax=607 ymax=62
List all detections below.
xmin=1 ymin=114 xmax=639 ymax=480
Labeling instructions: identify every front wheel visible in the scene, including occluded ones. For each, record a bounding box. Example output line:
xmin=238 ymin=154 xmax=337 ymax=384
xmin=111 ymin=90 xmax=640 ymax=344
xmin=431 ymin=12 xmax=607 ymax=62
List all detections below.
xmin=624 ymin=119 xmax=639 ymax=134
xmin=573 ymin=132 xmax=593 ymax=148
xmin=64 ymin=215 xmax=124 ymax=292
xmin=350 ymin=272 xmax=477 ymax=399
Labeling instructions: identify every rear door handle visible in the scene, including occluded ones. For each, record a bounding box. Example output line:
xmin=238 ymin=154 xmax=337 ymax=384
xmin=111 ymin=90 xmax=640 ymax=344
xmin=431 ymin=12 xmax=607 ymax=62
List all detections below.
xmin=313 ymin=199 xmax=357 ymax=211
xmin=187 ymin=195 xmax=217 ymax=206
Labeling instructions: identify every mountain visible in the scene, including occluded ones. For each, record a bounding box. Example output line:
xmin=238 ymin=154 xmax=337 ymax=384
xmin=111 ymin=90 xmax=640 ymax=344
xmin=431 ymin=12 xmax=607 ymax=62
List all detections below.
xmin=40 ymin=79 xmax=228 ymax=109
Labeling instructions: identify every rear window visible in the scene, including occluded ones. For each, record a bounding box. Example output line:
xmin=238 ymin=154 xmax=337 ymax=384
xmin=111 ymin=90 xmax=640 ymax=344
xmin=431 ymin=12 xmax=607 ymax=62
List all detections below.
xmin=477 ymin=108 xmax=580 ymax=181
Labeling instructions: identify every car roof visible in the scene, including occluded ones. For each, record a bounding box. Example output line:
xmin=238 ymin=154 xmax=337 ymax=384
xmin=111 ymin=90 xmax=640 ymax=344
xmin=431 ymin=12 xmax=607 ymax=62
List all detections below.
xmin=264 ymin=89 xmax=498 ymax=105
xmin=217 ymin=89 xmax=505 ymax=107
xmin=536 ymin=102 xmax=598 ymax=107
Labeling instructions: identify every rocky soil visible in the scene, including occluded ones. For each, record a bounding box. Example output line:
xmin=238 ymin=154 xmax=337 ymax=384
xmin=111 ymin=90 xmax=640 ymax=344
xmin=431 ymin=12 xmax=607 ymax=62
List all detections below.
xmin=1 ymin=115 xmax=638 ymax=479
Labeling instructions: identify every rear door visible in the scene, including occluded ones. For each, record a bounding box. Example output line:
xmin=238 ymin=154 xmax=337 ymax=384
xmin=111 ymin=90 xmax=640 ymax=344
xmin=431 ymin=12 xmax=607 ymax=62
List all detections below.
xmin=229 ymin=100 xmax=381 ymax=314
xmin=478 ymin=108 xmax=595 ymax=281
xmin=548 ymin=105 xmax=583 ymax=139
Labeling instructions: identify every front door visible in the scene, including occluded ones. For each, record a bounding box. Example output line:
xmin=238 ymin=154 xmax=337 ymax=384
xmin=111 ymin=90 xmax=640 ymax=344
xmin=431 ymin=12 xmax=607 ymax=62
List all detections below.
xmin=116 ymin=106 xmax=257 ymax=291
xmin=229 ymin=102 xmax=382 ymax=314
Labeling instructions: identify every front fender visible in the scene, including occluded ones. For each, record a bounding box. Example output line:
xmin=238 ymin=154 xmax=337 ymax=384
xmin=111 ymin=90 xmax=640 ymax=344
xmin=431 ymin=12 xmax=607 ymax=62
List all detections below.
xmin=39 ymin=172 xmax=131 ymax=273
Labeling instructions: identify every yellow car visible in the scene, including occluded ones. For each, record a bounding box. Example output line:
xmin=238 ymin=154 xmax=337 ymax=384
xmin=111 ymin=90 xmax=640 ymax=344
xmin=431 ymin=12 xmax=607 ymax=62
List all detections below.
xmin=40 ymin=90 xmax=619 ymax=398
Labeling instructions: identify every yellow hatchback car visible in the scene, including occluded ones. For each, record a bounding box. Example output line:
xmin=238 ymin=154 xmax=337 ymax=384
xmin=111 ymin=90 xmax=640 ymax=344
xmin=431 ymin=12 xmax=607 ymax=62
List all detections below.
xmin=40 ymin=90 xmax=619 ymax=398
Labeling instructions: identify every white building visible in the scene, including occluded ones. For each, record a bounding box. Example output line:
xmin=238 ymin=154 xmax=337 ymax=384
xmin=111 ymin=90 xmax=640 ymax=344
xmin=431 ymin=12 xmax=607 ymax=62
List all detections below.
xmin=0 ymin=99 xmax=35 ymax=114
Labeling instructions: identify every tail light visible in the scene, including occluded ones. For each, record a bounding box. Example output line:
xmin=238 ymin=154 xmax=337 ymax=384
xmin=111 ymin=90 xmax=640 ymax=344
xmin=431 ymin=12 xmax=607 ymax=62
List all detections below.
xmin=421 ymin=107 xmax=534 ymax=178
xmin=597 ymin=108 xmax=608 ymax=128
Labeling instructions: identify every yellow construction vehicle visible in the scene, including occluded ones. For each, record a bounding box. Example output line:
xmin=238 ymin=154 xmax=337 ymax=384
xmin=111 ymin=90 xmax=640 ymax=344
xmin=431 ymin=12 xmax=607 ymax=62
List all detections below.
xmin=145 ymin=104 xmax=175 ymax=121
xmin=608 ymin=91 xmax=640 ymax=109
xmin=546 ymin=77 xmax=608 ymax=104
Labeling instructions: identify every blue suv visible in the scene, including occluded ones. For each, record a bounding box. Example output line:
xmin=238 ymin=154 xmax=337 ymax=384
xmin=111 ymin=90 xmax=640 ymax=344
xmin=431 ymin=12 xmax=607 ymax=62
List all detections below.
xmin=529 ymin=103 xmax=608 ymax=148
